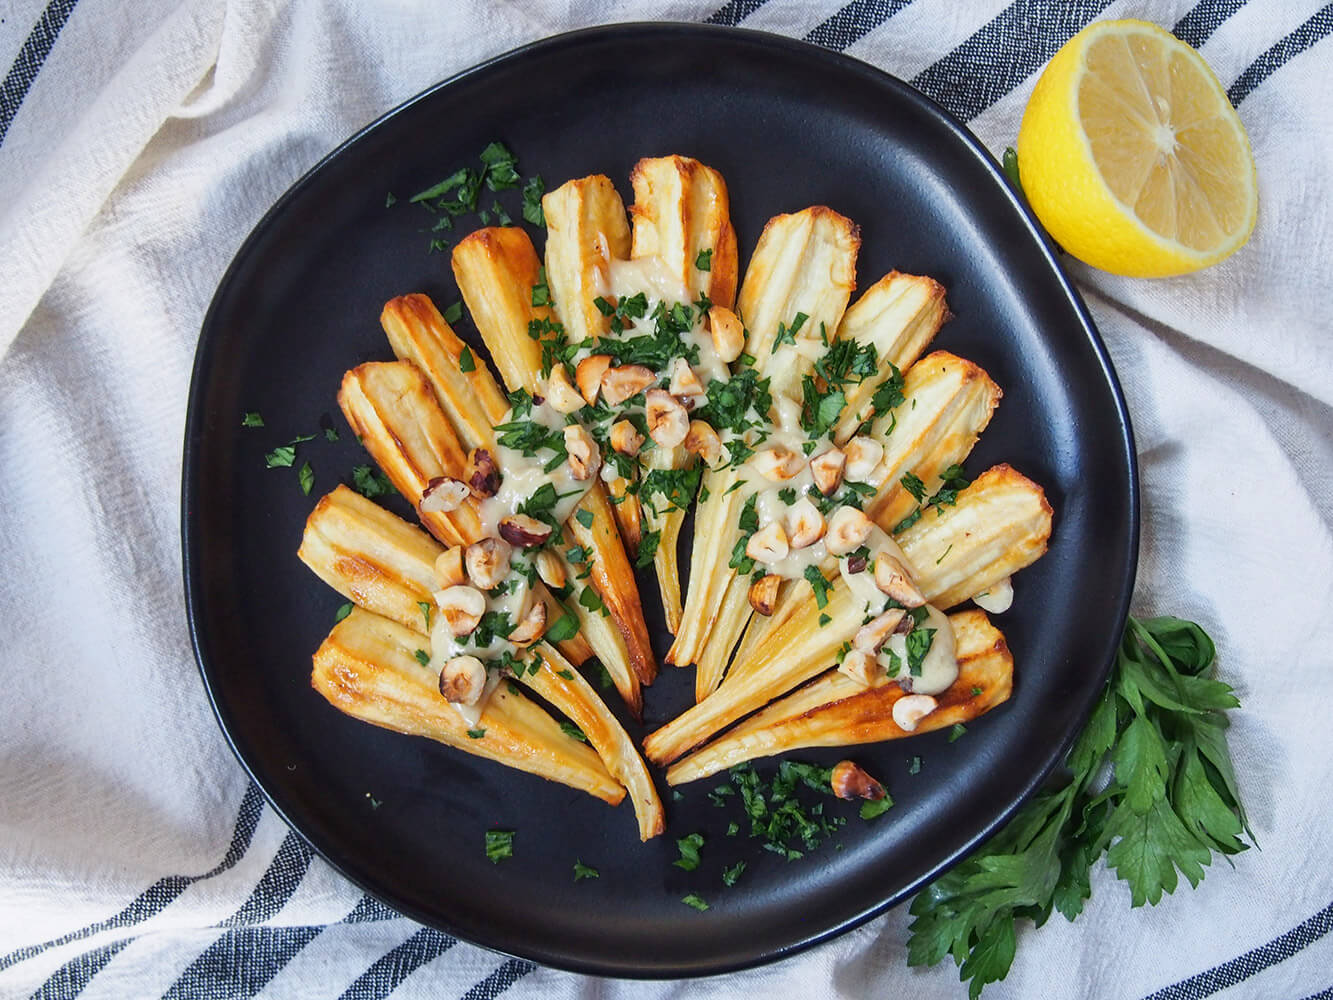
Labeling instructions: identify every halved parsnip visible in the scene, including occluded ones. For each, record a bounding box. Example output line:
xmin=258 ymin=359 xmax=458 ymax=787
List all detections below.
xmin=626 ymin=155 xmax=740 ymax=634
xmin=453 ymin=239 xmax=658 ymax=699
xmin=300 ymin=492 xmax=661 ymax=837
xmin=831 ymin=273 xmax=950 ymax=444
xmin=665 ymin=610 xmax=1012 ymax=784
xmin=899 ymin=464 xmax=1053 ymax=609
xmin=542 ymin=175 xmax=631 ymax=344
xmin=380 ymin=293 xmax=509 ymax=451
xmin=313 ymin=608 xmax=623 ymax=804
xmin=864 ymin=351 xmax=1002 ymax=530
xmin=670 ymin=207 xmax=859 ymax=672
xmin=299 ymin=484 xmax=594 ymax=668
xmin=643 ymin=464 xmax=1052 ymax=764
xmin=451 ymin=227 xmax=553 ymax=395
xmin=338 ymin=360 xmax=479 ymax=547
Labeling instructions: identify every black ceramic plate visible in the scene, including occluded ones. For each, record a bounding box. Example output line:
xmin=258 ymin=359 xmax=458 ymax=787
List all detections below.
xmin=183 ymin=23 xmax=1137 ymax=978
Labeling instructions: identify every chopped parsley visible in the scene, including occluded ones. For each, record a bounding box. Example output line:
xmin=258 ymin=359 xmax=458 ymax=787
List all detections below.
xmin=575 ymin=507 xmax=595 ymax=528
xmin=531 ymin=267 xmax=551 ymax=306
xmin=695 ymin=248 xmax=713 ymax=271
xmin=417 ymin=601 xmax=432 ymax=630
xmin=241 ymin=411 xmax=264 ymax=428
xmin=860 ymin=796 xmax=894 ymax=820
xmin=948 ymin=723 xmax=967 ymax=743
xmin=466 ymin=728 xmax=486 ymax=739
xmin=804 ymin=566 xmax=832 ymax=609
xmin=681 ymin=894 xmax=709 ymax=912
xmin=351 ymin=464 xmax=394 ymax=499
xmin=544 ymin=612 xmax=580 ymax=643
xmin=578 ymin=586 xmax=608 ymax=616
xmin=334 ymin=602 xmax=353 ymax=623
xmin=323 ymin=426 xmax=339 ymax=442
xmin=908 ymin=755 xmax=923 ymax=775
xmin=442 ymin=301 xmax=464 ymax=325
xmin=298 ymin=462 xmax=314 ymax=495
xmin=634 ymin=530 xmax=661 ymax=569
xmin=459 ymin=345 xmax=476 ymax=372
xmin=900 ymin=472 xmax=928 ymax=504
xmin=641 ymin=467 xmax=702 ymax=515
xmin=413 ymin=649 xmax=430 ymax=667
xmin=559 ymin=721 xmax=587 ymax=743
xmin=721 ymin=861 xmax=747 ymax=887
xmin=265 ymin=445 xmax=295 ymax=468
xmin=521 ymin=175 xmax=545 ymax=226
xmin=484 ymin=829 xmax=514 ymax=863
xmin=673 ymin=833 xmax=705 ymax=871
xmin=573 ymin=860 xmax=600 ymax=881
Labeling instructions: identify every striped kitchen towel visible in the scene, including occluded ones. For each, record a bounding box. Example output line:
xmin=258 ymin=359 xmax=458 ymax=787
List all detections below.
xmin=1 ymin=0 xmax=1331 ymax=997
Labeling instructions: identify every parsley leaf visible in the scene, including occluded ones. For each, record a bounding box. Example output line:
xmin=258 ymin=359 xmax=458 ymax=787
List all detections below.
xmin=695 ymin=248 xmax=713 ymax=271
xmin=634 ymin=530 xmax=661 ymax=569
xmin=334 ymin=602 xmax=353 ymax=623
xmin=575 ymin=507 xmax=594 ymax=528
xmin=681 ymin=894 xmax=709 ymax=912
xmin=298 ymin=462 xmax=314 ymax=495
xmin=241 ymin=411 xmax=264 ymax=428
xmin=466 ymin=728 xmax=485 ymax=739
xmin=522 ymin=175 xmax=546 ymax=226
xmin=722 ymin=861 xmax=746 ymax=886
xmin=544 ymin=612 xmax=580 ymax=643
xmin=906 ymin=616 xmax=1249 ymax=998
xmin=265 ymin=445 xmax=295 ymax=468
xmin=573 ymin=860 xmax=600 ymax=881
xmin=804 ymin=566 xmax=832 ymax=609
xmin=860 ymin=796 xmax=894 ymax=820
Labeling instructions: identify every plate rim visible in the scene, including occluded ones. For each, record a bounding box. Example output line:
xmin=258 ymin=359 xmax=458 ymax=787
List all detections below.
xmin=182 ymin=20 xmax=1140 ymax=979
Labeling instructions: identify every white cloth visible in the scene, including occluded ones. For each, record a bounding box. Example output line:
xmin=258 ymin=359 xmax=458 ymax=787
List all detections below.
xmin=2 ymin=1 xmax=1331 ymax=998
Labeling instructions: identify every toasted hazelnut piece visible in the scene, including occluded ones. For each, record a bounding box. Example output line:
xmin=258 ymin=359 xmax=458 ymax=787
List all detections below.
xmin=609 ymin=419 xmax=645 ymax=457
xmin=668 ymin=357 xmax=706 ymax=398
xmin=752 ymin=446 xmax=804 ymax=482
xmin=439 ymin=655 xmax=487 ymax=705
xmin=544 ymin=364 xmax=585 ymax=414
xmin=746 ymin=521 xmax=790 ymax=564
xmin=786 ymin=497 xmax=827 ymax=549
xmin=575 ymin=354 xmax=613 ymax=405
xmin=601 ymin=364 xmax=657 ymax=406
xmin=465 ymin=447 xmax=501 ymax=499
xmin=498 ymin=514 xmax=552 ymax=549
xmin=826 ymin=505 xmax=873 ymax=555
xmin=748 ymin=573 xmax=781 ymax=616
xmin=683 ymin=420 xmax=724 ymax=468
xmin=874 ymin=552 xmax=926 ymax=607
xmin=563 ymin=424 xmax=601 ymax=481
xmin=535 ymin=549 xmax=566 ymax=590
xmin=853 ymin=607 xmax=907 ymax=654
xmin=838 ymin=649 xmax=882 ymax=687
xmin=435 ymin=585 xmax=486 ymax=637
xmin=830 ymin=760 xmax=886 ymax=801
xmin=809 ymin=446 xmax=846 ymax=496
xmin=420 ymin=476 xmax=470 ymax=513
xmin=645 ymin=389 xmax=689 ymax=447
xmin=464 ymin=536 xmax=512 ymax=589
xmin=844 ymin=436 xmax=885 ymax=482
xmin=893 ymin=693 xmax=939 ymax=732
xmin=433 ymin=547 xmax=467 ymax=588
xmin=845 ymin=552 xmax=868 ymax=574
xmin=508 ymin=600 xmax=547 ymax=647
xmin=708 ymin=305 xmax=745 ymax=363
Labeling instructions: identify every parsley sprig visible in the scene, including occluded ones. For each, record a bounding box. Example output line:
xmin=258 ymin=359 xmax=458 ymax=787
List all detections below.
xmin=906 ymin=616 xmax=1248 ymax=998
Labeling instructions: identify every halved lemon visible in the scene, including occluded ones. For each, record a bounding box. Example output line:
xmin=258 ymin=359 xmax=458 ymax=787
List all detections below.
xmin=1017 ymin=19 xmax=1258 ymax=277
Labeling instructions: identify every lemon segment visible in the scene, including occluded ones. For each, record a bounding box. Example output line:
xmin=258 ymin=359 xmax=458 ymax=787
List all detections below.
xmin=1017 ymin=19 xmax=1258 ymax=278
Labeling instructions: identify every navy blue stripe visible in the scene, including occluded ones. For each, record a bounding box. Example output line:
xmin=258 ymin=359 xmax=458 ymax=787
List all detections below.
xmin=910 ymin=0 xmax=1115 ymax=121
xmin=1300 ymin=987 xmax=1333 ymax=1000
xmin=1143 ymin=899 xmax=1333 ymax=1000
xmin=28 ymin=940 xmax=130 ymax=1000
xmin=335 ymin=927 xmax=458 ymax=1000
xmin=1228 ymin=3 xmax=1333 ymax=105
xmin=0 ymin=783 xmax=265 ymax=974
xmin=345 ymin=895 xmax=401 ymax=923
xmin=0 ymin=0 xmax=80 ymax=146
xmin=159 ymin=833 xmax=316 ymax=1000
xmin=458 ymin=957 xmax=537 ymax=1000
xmin=1172 ymin=0 xmax=1247 ymax=48
xmin=704 ymin=0 xmax=768 ymax=26
xmin=167 ymin=926 xmax=323 ymax=1000
xmin=805 ymin=0 xmax=913 ymax=50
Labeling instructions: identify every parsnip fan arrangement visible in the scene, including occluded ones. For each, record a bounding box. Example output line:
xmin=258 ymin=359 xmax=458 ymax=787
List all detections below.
xmin=297 ymin=155 xmax=1053 ymax=843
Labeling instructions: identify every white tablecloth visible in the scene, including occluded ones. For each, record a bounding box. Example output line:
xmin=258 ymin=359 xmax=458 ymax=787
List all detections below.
xmin=2 ymin=1 xmax=1331 ymax=997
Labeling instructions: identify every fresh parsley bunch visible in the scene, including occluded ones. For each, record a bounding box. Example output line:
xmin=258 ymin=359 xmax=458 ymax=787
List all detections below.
xmin=907 ymin=616 xmax=1250 ymax=998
